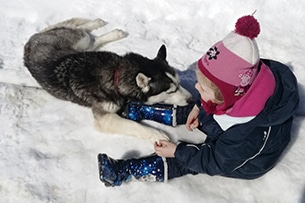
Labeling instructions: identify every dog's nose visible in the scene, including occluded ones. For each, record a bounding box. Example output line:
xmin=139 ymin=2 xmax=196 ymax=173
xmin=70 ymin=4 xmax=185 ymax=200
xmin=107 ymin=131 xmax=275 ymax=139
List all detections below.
xmin=186 ymin=96 xmax=194 ymax=104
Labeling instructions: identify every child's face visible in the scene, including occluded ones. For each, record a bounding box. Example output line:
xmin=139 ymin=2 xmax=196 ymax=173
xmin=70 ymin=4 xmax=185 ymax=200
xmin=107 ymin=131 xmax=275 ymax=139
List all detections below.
xmin=195 ymin=81 xmax=218 ymax=103
xmin=195 ymin=71 xmax=223 ymax=104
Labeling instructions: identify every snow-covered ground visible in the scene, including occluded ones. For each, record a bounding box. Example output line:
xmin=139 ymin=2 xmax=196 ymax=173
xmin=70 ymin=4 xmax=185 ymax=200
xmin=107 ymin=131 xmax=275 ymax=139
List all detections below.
xmin=1 ymin=0 xmax=305 ymax=202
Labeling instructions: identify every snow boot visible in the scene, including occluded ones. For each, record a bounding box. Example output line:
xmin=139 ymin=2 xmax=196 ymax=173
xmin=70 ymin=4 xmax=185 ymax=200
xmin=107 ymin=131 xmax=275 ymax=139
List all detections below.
xmin=98 ymin=153 xmax=167 ymax=187
xmin=121 ymin=101 xmax=195 ymax=126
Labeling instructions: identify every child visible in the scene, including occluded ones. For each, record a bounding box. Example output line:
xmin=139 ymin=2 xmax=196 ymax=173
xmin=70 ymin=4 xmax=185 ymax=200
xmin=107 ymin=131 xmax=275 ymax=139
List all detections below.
xmin=98 ymin=15 xmax=299 ymax=187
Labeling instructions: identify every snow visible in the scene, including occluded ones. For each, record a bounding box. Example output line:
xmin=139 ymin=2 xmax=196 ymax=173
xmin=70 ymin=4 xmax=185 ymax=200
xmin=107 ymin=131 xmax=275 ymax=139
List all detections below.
xmin=1 ymin=0 xmax=305 ymax=202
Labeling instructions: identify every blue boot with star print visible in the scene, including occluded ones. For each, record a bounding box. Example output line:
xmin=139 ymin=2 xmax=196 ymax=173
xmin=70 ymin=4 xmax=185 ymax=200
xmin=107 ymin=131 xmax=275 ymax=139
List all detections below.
xmin=121 ymin=101 xmax=195 ymax=126
xmin=98 ymin=153 xmax=166 ymax=187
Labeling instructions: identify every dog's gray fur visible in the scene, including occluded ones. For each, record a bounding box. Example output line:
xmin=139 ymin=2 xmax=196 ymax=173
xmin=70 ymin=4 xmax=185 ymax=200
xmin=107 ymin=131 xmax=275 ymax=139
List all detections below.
xmin=24 ymin=18 xmax=191 ymax=142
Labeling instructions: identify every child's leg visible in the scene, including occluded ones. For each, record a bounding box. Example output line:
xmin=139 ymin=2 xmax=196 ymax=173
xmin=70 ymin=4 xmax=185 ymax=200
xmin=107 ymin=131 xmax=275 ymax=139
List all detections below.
xmin=97 ymin=152 xmax=199 ymax=187
xmin=166 ymin=158 xmax=198 ymax=179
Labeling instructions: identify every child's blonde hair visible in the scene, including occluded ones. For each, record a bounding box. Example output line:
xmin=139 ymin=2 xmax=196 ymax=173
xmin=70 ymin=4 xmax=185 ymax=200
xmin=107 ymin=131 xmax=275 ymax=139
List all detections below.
xmin=196 ymin=67 xmax=224 ymax=102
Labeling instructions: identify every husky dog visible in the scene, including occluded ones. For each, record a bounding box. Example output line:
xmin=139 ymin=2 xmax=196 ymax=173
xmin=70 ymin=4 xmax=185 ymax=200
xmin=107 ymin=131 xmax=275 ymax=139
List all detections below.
xmin=24 ymin=18 xmax=192 ymax=142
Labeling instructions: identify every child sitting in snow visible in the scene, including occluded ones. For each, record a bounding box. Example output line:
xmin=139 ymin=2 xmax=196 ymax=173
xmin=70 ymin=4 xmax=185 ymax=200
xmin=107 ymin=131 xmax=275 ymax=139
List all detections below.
xmin=97 ymin=15 xmax=299 ymax=187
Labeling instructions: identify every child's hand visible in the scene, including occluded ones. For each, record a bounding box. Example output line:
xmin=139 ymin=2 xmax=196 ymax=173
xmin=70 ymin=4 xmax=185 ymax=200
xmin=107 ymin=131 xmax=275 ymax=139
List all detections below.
xmin=186 ymin=105 xmax=200 ymax=131
xmin=154 ymin=140 xmax=177 ymax=158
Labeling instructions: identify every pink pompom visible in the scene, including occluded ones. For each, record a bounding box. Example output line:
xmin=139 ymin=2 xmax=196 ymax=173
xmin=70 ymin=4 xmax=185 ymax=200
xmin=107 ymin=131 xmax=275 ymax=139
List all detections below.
xmin=235 ymin=15 xmax=260 ymax=39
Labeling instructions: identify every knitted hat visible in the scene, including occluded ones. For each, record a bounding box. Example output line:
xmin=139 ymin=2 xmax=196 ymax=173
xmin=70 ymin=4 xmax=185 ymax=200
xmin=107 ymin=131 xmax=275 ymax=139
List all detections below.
xmin=198 ymin=15 xmax=261 ymax=114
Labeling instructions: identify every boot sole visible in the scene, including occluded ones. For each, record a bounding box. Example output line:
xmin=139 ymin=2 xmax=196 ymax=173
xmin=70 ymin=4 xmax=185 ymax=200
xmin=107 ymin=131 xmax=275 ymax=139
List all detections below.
xmin=97 ymin=153 xmax=114 ymax=187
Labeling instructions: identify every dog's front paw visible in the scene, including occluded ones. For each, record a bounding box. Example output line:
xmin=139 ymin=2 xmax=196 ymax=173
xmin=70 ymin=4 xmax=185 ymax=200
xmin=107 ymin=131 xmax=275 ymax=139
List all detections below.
xmin=148 ymin=129 xmax=170 ymax=143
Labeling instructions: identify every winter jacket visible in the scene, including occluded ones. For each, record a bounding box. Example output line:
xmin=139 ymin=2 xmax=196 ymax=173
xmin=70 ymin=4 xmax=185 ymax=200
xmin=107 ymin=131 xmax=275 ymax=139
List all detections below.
xmin=169 ymin=59 xmax=299 ymax=179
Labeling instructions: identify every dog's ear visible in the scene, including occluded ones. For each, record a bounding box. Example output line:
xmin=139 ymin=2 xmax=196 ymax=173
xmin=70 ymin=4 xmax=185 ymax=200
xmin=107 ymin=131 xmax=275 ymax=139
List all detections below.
xmin=136 ymin=73 xmax=151 ymax=93
xmin=156 ymin=44 xmax=167 ymax=61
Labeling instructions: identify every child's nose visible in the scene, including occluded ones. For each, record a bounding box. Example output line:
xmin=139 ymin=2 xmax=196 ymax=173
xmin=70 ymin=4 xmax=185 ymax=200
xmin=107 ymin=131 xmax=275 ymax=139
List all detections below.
xmin=195 ymin=82 xmax=200 ymax=90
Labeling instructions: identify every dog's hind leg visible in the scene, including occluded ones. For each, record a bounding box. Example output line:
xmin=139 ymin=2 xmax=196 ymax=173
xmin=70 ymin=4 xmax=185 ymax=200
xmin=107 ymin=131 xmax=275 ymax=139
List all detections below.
xmin=42 ymin=18 xmax=107 ymax=32
xmin=94 ymin=113 xmax=170 ymax=143
xmin=91 ymin=29 xmax=128 ymax=50
xmin=76 ymin=18 xmax=108 ymax=32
